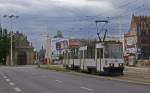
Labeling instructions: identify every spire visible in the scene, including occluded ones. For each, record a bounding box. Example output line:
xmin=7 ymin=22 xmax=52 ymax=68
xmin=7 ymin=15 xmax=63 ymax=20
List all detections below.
xmin=0 ymin=22 xmax=2 ymax=31
xmin=0 ymin=23 xmax=2 ymax=36
xmin=41 ymin=45 xmax=43 ymax=50
xmin=132 ymin=13 xmax=134 ymax=17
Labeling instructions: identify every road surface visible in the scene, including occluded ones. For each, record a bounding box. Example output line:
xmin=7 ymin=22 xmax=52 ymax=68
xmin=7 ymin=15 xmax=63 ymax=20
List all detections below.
xmin=0 ymin=66 xmax=150 ymax=93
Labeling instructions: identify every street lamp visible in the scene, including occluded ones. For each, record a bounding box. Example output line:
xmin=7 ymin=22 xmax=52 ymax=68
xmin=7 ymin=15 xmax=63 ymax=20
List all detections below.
xmin=3 ymin=14 xmax=19 ymax=66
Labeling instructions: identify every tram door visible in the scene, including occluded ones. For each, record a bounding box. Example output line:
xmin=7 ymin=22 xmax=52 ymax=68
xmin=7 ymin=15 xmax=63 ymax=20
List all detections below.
xmin=79 ymin=46 xmax=87 ymax=70
xmin=96 ymin=43 xmax=104 ymax=72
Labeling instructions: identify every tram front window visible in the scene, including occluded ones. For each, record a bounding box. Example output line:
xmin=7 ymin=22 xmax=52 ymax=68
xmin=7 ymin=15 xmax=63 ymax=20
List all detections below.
xmin=104 ymin=43 xmax=123 ymax=59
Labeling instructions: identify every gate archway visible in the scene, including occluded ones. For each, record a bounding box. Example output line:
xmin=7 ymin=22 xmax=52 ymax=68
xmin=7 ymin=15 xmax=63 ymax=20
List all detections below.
xmin=17 ymin=51 xmax=27 ymax=65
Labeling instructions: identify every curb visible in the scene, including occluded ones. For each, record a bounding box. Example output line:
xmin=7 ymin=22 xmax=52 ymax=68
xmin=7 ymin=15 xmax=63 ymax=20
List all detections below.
xmin=125 ymin=66 xmax=149 ymax=71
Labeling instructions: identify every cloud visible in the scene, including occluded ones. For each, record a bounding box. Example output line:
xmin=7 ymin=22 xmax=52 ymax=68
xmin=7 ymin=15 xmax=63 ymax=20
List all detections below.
xmin=0 ymin=0 xmax=150 ymax=49
xmin=0 ymin=0 xmax=115 ymax=16
xmin=54 ymin=0 xmax=115 ymax=14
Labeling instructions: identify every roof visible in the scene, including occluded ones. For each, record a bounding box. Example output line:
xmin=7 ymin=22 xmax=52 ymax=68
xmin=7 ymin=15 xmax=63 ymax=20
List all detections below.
xmin=125 ymin=15 xmax=150 ymax=36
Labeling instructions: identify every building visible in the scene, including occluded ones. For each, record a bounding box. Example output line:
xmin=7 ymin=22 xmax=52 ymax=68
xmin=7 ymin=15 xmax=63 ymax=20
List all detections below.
xmin=11 ymin=31 xmax=34 ymax=65
xmin=124 ymin=15 xmax=150 ymax=60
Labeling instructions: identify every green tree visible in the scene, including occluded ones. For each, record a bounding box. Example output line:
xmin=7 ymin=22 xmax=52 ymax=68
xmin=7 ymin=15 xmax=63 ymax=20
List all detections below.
xmin=0 ymin=28 xmax=10 ymax=65
xmin=54 ymin=30 xmax=63 ymax=38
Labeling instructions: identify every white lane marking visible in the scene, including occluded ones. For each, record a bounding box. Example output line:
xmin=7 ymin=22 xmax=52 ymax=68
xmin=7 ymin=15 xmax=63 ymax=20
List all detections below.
xmin=55 ymin=80 xmax=62 ymax=83
xmin=32 ymin=73 xmax=37 ymax=75
xmin=9 ymin=82 xmax=15 ymax=86
xmin=80 ymin=86 xmax=94 ymax=91
xmin=3 ymin=76 xmax=7 ymax=79
xmin=0 ymin=72 xmax=6 ymax=78
xmin=14 ymin=87 xmax=22 ymax=92
xmin=6 ymin=79 xmax=10 ymax=82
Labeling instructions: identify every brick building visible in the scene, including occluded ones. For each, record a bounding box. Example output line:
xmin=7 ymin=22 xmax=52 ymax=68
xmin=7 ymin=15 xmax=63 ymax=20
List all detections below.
xmin=124 ymin=15 xmax=150 ymax=59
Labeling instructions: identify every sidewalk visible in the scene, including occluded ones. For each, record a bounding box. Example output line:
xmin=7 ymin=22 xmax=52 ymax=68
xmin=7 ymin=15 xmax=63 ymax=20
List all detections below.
xmin=125 ymin=66 xmax=149 ymax=71
xmin=115 ymin=66 xmax=150 ymax=84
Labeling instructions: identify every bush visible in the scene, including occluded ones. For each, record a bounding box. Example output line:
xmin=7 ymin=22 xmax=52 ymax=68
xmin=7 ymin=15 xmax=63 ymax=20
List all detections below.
xmin=40 ymin=65 xmax=65 ymax=71
xmin=59 ymin=54 xmax=64 ymax=60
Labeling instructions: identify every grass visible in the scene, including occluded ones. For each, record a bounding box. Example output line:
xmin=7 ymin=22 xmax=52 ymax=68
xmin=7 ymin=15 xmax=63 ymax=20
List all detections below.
xmin=39 ymin=65 xmax=67 ymax=72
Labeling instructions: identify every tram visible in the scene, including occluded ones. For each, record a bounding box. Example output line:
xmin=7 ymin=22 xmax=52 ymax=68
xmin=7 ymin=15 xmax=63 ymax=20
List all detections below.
xmin=63 ymin=41 xmax=124 ymax=75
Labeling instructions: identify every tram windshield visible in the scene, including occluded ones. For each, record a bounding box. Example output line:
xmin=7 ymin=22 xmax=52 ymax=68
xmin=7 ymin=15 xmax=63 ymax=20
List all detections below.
xmin=104 ymin=43 xmax=123 ymax=59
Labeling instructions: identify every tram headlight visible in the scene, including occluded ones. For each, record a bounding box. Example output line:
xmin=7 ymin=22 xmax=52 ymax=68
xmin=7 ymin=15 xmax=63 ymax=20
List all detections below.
xmin=109 ymin=63 xmax=114 ymax=67
xmin=119 ymin=63 xmax=124 ymax=67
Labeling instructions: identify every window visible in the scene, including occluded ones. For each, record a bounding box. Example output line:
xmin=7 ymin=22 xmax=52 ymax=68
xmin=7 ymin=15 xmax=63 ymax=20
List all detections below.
xmin=104 ymin=43 xmax=123 ymax=58
xmin=86 ymin=46 xmax=95 ymax=58
xmin=97 ymin=48 xmax=103 ymax=58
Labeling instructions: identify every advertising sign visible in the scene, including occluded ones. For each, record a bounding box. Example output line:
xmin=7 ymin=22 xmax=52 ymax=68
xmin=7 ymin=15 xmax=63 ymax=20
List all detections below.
xmin=126 ymin=36 xmax=137 ymax=54
xmin=56 ymin=40 xmax=69 ymax=50
xmin=69 ymin=40 xmax=80 ymax=48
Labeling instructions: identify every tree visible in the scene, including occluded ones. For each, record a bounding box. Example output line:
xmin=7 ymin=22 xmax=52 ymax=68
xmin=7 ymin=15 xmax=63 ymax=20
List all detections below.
xmin=0 ymin=28 xmax=10 ymax=65
xmin=54 ymin=30 xmax=63 ymax=38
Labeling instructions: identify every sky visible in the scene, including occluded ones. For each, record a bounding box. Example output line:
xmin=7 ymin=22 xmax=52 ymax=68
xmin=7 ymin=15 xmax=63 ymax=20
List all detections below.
xmin=0 ymin=0 xmax=150 ymax=49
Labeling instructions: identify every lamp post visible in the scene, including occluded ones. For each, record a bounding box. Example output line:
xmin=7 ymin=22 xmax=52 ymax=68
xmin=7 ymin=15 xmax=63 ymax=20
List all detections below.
xmin=3 ymin=14 xmax=19 ymax=66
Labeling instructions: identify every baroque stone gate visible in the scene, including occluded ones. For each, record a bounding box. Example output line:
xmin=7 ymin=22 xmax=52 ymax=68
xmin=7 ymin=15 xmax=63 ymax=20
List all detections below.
xmin=12 ymin=31 xmax=34 ymax=65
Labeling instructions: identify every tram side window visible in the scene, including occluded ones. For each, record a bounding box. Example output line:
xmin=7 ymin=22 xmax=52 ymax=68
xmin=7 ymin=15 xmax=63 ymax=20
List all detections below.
xmin=68 ymin=53 xmax=71 ymax=59
xmin=85 ymin=46 xmax=95 ymax=58
xmin=71 ymin=53 xmax=74 ymax=59
xmin=70 ymin=49 xmax=73 ymax=59
xmin=84 ymin=50 xmax=88 ymax=58
xmin=97 ymin=48 xmax=103 ymax=58
xmin=71 ymin=48 xmax=80 ymax=59
xmin=104 ymin=45 xmax=109 ymax=58
xmin=79 ymin=50 xmax=87 ymax=58
xmin=86 ymin=47 xmax=90 ymax=58
xmin=74 ymin=48 xmax=79 ymax=59
xmin=91 ymin=47 xmax=95 ymax=58
xmin=80 ymin=51 xmax=83 ymax=58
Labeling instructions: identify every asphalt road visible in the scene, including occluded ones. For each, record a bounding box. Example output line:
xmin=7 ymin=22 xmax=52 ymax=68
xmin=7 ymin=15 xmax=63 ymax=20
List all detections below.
xmin=0 ymin=66 xmax=150 ymax=93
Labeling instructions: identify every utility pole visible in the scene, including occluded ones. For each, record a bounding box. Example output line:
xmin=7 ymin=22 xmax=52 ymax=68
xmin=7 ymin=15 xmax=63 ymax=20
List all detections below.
xmin=42 ymin=33 xmax=52 ymax=65
xmin=34 ymin=39 xmax=40 ymax=67
xmin=3 ymin=14 xmax=19 ymax=66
